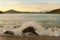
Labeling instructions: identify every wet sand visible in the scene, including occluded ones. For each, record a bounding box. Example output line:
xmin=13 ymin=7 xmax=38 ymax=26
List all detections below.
xmin=0 ymin=35 xmax=60 ymax=40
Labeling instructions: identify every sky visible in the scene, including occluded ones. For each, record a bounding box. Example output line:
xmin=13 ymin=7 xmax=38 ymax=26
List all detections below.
xmin=0 ymin=0 xmax=60 ymax=12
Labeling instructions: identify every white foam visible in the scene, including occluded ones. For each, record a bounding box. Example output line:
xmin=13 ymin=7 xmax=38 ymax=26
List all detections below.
xmin=0 ymin=21 xmax=60 ymax=37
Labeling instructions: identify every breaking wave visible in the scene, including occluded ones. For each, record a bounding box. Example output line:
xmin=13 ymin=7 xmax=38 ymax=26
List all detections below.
xmin=0 ymin=21 xmax=60 ymax=37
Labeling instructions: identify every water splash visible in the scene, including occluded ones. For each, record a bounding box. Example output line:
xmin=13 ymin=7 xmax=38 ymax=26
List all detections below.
xmin=0 ymin=21 xmax=60 ymax=37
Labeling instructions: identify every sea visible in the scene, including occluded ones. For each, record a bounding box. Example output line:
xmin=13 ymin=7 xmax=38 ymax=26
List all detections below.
xmin=0 ymin=13 xmax=60 ymax=26
xmin=0 ymin=13 xmax=60 ymax=40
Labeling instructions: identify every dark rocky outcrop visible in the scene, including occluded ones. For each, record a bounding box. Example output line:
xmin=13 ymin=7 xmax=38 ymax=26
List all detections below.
xmin=3 ymin=31 xmax=14 ymax=35
xmin=22 ymin=26 xmax=38 ymax=36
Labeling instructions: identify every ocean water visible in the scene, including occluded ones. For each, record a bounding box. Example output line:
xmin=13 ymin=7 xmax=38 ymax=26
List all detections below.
xmin=0 ymin=14 xmax=60 ymax=26
xmin=0 ymin=14 xmax=60 ymax=37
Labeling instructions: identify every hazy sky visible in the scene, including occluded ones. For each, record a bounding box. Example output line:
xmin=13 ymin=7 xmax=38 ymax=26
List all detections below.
xmin=0 ymin=0 xmax=60 ymax=12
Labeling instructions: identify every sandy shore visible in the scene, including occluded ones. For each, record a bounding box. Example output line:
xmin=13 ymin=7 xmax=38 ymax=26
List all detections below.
xmin=0 ymin=35 xmax=60 ymax=40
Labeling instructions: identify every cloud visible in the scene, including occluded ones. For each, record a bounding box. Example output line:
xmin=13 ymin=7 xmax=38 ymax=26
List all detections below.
xmin=0 ymin=1 xmax=60 ymax=12
xmin=38 ymin=0 xmax=60 ymax=3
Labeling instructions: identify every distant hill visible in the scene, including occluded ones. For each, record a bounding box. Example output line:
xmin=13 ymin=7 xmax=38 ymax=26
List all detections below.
xmin=1 ymin=9 xmax=60 ymax=14
xmin=4 ymin=9 xmax=21 ymax=13
xmin=4 ymin=9 xmax=39 ymax=13
xmin=48 ymin=9 xmax=60 ymax=14
xmin=0 ymin=11 xmax=3 ymax=14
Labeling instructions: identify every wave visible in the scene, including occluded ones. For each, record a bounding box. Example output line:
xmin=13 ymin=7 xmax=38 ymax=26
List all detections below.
xmin=0 ymin=21 xmax=60 ymax=37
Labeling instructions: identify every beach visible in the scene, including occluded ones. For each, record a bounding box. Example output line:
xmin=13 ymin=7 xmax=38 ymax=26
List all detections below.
xmin=0 ymin=35 xmax=60 ymax=40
